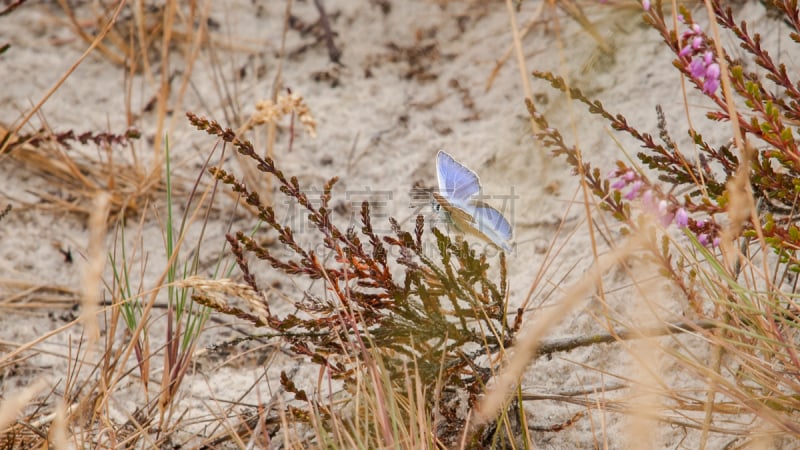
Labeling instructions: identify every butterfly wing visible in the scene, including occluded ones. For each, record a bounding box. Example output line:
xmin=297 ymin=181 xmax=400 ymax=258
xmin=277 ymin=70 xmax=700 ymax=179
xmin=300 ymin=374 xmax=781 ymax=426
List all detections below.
xmin=462 ymin=200 xmax=513 ymax=252
xmin=436 ymin=151 xmax=480 ymax=205
xmin=433 ymin=192 xmax=513 ymax=252
xmin=432 ymin=192 xmax=476 ymax=229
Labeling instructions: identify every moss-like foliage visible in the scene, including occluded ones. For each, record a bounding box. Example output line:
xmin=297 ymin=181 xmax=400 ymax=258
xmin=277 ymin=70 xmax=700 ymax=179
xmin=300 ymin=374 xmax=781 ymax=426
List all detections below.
xmin=187 ymin=112 xmax=518 ymax=443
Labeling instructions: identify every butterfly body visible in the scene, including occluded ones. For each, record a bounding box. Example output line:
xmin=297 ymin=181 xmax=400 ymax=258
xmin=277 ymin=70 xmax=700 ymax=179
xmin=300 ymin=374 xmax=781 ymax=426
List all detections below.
xmin=434 ymin=151 xmax=513 ymax=252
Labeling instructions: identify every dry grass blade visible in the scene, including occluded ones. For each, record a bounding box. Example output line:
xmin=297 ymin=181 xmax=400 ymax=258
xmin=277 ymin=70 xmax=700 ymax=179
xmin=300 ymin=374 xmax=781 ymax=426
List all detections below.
xmin=555 ymin=0 xmax=611 ymax=54
xmin=504 ymin=0 xmax=540 ymax=138
xmin=54 ymin=0 xmax=129 ymax=66
xmin=0 ymin=279 xmax=77 ymax=309
xmin=80 ymin=192 xmax=111 ymax=344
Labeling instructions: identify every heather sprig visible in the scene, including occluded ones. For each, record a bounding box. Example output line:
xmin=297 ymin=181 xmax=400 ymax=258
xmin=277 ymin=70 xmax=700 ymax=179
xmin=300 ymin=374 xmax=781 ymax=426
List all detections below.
xmin=526 ymin=93 xmax=723 ymax=249
xmin=642 ymin=0 xmax=800 ymax=264
xmin=529 ymin=0 xmax=800 ymax=438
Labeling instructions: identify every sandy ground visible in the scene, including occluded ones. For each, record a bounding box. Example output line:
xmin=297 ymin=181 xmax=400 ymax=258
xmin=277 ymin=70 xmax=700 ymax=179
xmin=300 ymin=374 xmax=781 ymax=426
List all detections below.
xmin=2 ymin=0 xmax=798 ymax=448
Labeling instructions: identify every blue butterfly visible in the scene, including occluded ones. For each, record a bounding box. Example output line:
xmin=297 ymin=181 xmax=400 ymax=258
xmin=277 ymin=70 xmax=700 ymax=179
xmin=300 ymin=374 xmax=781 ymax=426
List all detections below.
xmin=432 ymin=151 xmax=513 ymax=252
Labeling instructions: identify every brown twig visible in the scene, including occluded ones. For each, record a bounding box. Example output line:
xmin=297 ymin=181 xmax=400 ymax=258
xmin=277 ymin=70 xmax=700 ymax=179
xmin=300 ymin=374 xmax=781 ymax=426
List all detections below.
xmin=313 ymin=0 xmax=342 ymax=65
xmin=0 ymin=0 xmax=27 ymax=17
xmin=537 ymin=319 xmax=718 ymax=356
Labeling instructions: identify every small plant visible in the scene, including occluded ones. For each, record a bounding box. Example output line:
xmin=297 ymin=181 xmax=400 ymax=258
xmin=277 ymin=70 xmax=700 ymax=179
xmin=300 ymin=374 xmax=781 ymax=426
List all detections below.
xmin=186 ymin=111 xmax=521 ymax=445
xmin=104 ymin=139 xmax=214 ymax=443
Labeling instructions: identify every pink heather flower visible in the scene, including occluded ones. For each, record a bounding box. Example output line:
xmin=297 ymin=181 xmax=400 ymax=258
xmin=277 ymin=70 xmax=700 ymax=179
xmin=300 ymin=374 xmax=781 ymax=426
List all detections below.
xmin=703 ymin=77 xmax=720 ymax=95
xmin=696 ymin=219 xmax=706 ymax=228
xmin=611 ymin=178 xmax=627 ymax=190
xmin=706 ymin=62 xmax=720 ymax=79
xmin=677 ymin=14 xmax=685 ymax=23
xmin=654 ymin=200 xmax=672 ymax=226
xmin=625 ymin=180 xmax=643 ymax=200
xmin=623 ymin=170 xmax=636 ymax=181
xmin=641 ymin=190 xmax=654 ymax=208
xmin=642 ymin=0 xmax=650 ymax=10
xmin=675 ymin=208 xmax=689 ymax=227
xmin=713 ymin=237 xmax=720 ymax=247
xmin=679 ymin=24 xmax=720 ymax=95
xmin=698 ymin=233 xmax=709 ymax=246
xmin=689 ymin=59 xmax=705 ymax=78
xmin=657 ymin=200 xmax=668 ymax=216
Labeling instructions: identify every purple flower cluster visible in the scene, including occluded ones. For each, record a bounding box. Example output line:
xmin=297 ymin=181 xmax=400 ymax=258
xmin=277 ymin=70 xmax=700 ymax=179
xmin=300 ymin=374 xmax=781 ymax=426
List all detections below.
xmin=610 ymin=169 xmax=719 ymax=247
xmin=611 ymin=169 xmax=688 ymax=228
xmin=678 ymin=21 xmax=721 ymax=95
xmin=693 ymin=219 xmax=720 ymax=248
